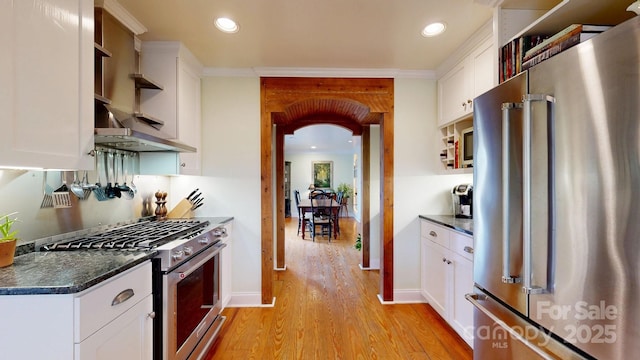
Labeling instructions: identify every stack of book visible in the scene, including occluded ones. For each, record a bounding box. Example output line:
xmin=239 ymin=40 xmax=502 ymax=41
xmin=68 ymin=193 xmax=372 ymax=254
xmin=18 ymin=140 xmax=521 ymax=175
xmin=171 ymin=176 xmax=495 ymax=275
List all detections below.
xmin=521 ymin=24 xmax=612 ymax=70
xmin=499 ymin=35 xmax=547 ymax=83
xmin=499 ymin=24 xmax=612 ymax=83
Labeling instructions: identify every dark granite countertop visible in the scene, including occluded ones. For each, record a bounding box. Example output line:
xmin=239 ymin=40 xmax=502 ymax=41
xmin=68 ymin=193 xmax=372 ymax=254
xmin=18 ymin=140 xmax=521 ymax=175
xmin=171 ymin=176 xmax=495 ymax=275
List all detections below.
xmin=0 ymin=251 xmax=155 ymax=296
xmin=0 ymin=216 xmax=234 ymax=296
xmin=419 ymin=215 xmax=473 ymax=236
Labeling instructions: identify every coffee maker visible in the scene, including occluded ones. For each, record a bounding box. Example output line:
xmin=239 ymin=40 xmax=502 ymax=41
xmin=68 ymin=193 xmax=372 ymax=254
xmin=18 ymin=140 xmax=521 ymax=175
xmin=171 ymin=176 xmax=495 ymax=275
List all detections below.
xmin=452 ymin=184 xmax=473 ymax=218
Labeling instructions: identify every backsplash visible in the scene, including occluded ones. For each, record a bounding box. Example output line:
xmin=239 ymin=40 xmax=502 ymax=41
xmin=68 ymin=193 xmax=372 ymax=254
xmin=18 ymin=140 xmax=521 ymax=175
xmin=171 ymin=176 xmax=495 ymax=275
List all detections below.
xmin=0 ymin=170 xmax=171 ymax=245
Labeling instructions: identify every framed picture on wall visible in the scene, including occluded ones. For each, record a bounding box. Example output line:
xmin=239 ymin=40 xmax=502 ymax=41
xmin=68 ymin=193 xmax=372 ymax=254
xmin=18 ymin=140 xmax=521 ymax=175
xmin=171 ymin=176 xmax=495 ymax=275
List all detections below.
xmin=312 ymin=161 xmax=333 ymax=189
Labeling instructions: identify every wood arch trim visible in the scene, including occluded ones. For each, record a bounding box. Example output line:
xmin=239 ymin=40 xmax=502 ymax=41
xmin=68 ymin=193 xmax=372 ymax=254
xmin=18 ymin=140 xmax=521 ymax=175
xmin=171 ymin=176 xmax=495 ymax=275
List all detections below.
xmin=261 ymin=77 xmax=395 ymax=304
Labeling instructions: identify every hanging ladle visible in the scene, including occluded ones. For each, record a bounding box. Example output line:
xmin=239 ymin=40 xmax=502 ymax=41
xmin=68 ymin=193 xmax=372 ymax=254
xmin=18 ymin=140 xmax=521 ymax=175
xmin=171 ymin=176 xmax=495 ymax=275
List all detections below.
xmin=70 ymin=171 xmax=85 ymax=199
xmin=105 ymin=152 xmax=120 ymax=198
xmin=118 ymin=153 xmax=134 ymax=200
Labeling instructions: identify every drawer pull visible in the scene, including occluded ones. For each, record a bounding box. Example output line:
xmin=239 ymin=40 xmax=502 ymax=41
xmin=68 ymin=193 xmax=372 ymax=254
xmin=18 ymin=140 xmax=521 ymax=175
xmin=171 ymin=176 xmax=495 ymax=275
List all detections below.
xmin=112 ymin=288 xmax=135 ymax=306
xmin=429 ymin=231 xmax=437 ymax=237
xmin=464 ymin=246 xmax=474 ymax=254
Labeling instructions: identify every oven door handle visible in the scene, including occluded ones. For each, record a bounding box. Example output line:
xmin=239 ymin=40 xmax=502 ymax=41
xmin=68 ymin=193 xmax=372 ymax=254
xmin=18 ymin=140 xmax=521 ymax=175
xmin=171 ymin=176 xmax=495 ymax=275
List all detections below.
xmin=170 ymin=242 xmax=227 ymax=278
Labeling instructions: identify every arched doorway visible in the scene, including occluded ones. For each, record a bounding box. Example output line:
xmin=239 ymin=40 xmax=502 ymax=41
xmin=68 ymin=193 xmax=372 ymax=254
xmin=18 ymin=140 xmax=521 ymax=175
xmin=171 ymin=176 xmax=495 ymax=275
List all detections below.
xmin=260 ymin=77 xmax=395 ymax=304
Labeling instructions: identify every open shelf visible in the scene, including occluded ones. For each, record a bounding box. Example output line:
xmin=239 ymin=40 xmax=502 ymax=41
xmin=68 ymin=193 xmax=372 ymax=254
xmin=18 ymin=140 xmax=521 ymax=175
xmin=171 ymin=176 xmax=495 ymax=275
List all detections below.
xmin=94 ymin=42 xmax=112 ymax=58
xmin=133 ymin=112 xmax=165 ymax=129
xmin=131 ymin=73 xmax=164 ymax=90
xmin=94 ymin=93 xmax=112 ymax=105
xmin=506 ymin=0 xmax=634 ymax=44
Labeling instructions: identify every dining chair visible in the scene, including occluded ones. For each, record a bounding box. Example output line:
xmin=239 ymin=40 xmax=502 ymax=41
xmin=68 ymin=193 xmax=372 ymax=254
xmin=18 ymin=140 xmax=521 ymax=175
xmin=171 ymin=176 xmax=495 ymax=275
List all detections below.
xmin=309 ymin=189 xmax=328 ymax=199
xmin=310 ymin=191 xmax=333 ymax=241
xmin=334 ymin=191 xmax=344 ymax=234
xmin=294 ymin=190 xmax=311 ymax=237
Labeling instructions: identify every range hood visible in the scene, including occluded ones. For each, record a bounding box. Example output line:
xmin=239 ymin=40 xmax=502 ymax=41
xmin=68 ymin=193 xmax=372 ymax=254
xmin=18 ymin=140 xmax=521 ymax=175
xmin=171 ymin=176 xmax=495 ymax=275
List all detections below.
xmin=95 ymin=105 xmax=196 ymax=153
xmin=94 ymin=7 xmax=196 ymax=154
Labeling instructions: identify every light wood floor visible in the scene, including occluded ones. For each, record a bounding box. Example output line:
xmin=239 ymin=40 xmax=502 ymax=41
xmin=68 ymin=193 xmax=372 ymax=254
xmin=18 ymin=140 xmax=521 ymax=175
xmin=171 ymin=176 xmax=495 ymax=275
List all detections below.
xmin=205 ymin=217 xmax=472 ymax=360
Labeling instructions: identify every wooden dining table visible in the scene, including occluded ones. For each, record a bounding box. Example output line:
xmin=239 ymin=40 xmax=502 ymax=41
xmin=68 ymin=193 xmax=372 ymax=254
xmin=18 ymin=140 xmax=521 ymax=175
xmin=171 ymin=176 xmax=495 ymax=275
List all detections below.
xmin=297 ymin=198 xmax=340 ymax=239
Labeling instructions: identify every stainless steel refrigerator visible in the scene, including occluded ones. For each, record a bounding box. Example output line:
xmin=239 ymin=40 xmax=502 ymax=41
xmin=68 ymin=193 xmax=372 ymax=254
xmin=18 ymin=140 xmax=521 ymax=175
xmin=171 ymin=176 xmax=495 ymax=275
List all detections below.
xmin=468 ymin=16 xmax=640 ymax=360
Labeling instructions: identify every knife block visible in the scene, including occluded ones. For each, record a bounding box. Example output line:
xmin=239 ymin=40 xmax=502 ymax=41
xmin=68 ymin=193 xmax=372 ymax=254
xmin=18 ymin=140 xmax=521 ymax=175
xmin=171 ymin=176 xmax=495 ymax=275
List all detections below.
xmin=167 ymin=198 xmax=193 ymax=219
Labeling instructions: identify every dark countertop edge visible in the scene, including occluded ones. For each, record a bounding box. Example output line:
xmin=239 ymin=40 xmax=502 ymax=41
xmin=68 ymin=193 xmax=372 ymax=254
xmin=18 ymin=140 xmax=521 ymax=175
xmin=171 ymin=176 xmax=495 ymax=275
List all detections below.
xmin=418 ymin=215 xmax=473 ymax=236
xmin=0 ymin=252 xmax=156 ymax=296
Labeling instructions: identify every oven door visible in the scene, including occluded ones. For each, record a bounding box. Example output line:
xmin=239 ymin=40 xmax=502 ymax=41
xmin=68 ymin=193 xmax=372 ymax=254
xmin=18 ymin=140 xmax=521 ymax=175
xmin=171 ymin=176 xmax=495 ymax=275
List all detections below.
xmin=162 ymin=242 xmax=226 ymax=360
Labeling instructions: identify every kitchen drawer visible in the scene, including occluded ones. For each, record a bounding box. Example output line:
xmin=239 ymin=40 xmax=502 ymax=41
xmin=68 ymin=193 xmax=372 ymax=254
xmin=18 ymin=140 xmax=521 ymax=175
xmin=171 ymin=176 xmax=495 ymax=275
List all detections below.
xmin=451 ymin=232 xmax=474 ymax=261
xmin=74 ymin=261 xmax=152 ymax=342
xmin=421 ymin=220 xmax=450 ymax=248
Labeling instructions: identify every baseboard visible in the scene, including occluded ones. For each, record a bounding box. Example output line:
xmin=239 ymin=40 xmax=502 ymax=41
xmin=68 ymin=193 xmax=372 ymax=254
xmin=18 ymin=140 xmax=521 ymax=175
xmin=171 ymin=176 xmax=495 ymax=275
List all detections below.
xmin=358 ymin=257 xmax=381 ymax=270
xmin=393 ymin=289 xmax=426 ymax=303
xmin=226 ymin=293 xmax=276 ymax=307
xmin=375 ymin=290 xmax=427 ymax=304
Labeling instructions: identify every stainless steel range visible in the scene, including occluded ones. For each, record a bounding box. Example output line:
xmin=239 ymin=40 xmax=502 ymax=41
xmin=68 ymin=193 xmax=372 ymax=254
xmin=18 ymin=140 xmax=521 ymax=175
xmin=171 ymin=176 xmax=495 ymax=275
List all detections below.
xmin=39 ymin=217 xmax=230 ymax=360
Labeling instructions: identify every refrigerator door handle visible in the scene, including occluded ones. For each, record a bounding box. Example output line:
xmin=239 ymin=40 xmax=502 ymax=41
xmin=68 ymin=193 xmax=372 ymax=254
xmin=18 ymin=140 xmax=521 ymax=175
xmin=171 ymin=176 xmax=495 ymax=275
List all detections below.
xmin=466 ymin=293 xmax=556 ymax=360
xmin=522 ymin=94 xmax=556 ymax=295
xmin=501 ymin=102 xmax=523 ymax=284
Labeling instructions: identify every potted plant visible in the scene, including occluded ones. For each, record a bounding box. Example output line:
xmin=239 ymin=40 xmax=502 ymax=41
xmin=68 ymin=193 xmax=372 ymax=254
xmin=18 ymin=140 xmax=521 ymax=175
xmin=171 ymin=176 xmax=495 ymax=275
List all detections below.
xmin=0 ymin=212 xmax=19 ymax=268
xmin=354 ymin=233 xmax=362 ymax=251
xmin=336 ymin=182 xmax=353 ymax=203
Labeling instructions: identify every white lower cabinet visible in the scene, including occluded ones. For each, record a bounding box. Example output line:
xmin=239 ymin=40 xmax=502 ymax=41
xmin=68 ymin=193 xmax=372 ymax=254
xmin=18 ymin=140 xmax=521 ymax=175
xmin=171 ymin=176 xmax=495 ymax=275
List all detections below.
xmin=0 ymin=261 xmax=152 ymax=359
xmin=420 ymin=219 xmax=474 ymax=347
xmin=75 ymin=294 xmax=153 ymax=359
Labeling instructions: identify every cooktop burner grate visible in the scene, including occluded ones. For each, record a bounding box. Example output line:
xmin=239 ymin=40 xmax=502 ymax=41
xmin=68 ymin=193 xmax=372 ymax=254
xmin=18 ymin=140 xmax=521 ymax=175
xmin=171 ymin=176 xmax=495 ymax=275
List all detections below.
xmin=41 ymin=219 xmax=209 ymax=251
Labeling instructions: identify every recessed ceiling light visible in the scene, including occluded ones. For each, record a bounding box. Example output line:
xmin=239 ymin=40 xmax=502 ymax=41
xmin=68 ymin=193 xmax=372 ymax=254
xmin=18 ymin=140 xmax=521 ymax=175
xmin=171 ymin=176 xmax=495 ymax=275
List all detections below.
xmin=310 ymin=145 xmax=317 ymax=149
xmin=422 ymin=22 xmax=446 ymax=37
xmin=214 ymin=17 xmax=239 ymax=33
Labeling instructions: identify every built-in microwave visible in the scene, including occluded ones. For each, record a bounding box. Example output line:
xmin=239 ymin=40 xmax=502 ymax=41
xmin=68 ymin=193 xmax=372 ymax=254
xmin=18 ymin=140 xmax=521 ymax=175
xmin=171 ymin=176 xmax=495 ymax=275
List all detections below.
xmin=461 ymin=127 xmax=473 ymax=167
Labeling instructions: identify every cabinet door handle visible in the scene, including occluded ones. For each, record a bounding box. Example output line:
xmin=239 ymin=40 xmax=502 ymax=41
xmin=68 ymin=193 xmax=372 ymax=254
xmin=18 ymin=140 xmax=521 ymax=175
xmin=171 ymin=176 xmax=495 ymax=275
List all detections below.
xmin=111 ymin=288 xmax=135 ymax=306
xmin=429 ymin=231 xmax=437 ymax=237
xmin=464 ymin=246 xmax=474 ymax=254
xmin=148 ymin=311 xmax=156 ymax=319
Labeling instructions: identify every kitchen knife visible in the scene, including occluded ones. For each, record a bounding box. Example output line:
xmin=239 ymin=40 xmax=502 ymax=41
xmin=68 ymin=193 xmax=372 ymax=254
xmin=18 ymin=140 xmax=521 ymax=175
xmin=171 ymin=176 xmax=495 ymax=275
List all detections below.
xmin=191 ymin=198 xmax=203 ymax=209
xmin=186 ymin=188 xmax=199 ymax=200
xmin=192 ymin=202 xmax=204 ymax=211
xmin=190 ymin=193 xmax=202 ymax=204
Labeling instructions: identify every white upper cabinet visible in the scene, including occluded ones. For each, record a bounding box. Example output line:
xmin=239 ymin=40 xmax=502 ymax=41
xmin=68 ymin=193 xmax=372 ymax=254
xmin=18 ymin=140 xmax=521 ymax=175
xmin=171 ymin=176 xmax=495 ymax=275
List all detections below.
xmin=438 ymin=61 xmax=469 ymax=127
xmin=0 ymin=0 xmax=94 ymax=170
xmin=438 ymin=35 xmax=495 ymax=127
xmin=138 ymin=42 xmax=202 ymax=175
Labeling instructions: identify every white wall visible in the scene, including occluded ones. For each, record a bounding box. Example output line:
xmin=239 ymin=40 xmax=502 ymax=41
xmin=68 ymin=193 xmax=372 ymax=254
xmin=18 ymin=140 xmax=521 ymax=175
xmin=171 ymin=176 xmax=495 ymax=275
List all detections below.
xmin=286 ymin=151 xmax=354 ymax=213
xmin=0 ymin=74 xmax=473 ymax=306
xmin=173 ymin=76 xmax=263 ymax=305
xmin=0 ymin=169 xmax=170 ymax=245
xmin=393 ymin=78 xmax=472 ymax=301
xmin=368 ymin=125 xmax=381 ymax=268
xmin=189 ymin=75 xmax=473 ymax=305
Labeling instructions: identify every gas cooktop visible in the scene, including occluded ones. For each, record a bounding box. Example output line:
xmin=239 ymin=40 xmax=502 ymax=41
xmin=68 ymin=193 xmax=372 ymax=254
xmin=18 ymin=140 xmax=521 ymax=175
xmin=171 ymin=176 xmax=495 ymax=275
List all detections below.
xmin=40 ymin=219 xmax=209 ymax=251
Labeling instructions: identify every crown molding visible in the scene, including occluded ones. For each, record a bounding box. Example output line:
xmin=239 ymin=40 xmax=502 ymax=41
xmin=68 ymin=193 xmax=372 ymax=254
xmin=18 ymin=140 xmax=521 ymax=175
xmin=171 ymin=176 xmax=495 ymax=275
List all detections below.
xmin=435 ymin=19 xmax=493 ymax=78
xmin=96 ymin=0 xmax=147 ymax=35
xmin=474 ymin=0 xmax=503 ymax=7
xmin=142 ymin=42 xmax=204 ymax=75
xmin=202 ymin=67 xmax=436 ymax=79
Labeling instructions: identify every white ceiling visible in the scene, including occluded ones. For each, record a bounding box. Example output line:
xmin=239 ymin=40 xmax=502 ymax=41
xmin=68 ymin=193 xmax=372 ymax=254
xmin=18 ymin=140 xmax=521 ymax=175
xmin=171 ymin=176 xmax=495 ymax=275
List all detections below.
xmin=115 ymin=0 xmax=559 ymax=152
xmin=285 ymin=125 xmax=359 ymax=154
xmin=117 ymin=0 xmax=495 ymax=70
